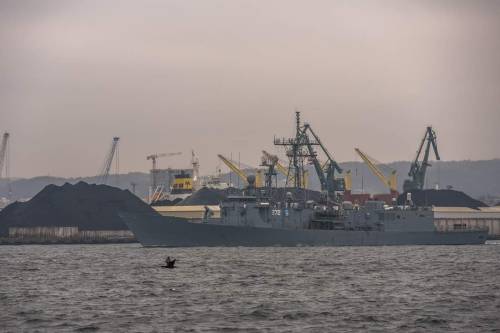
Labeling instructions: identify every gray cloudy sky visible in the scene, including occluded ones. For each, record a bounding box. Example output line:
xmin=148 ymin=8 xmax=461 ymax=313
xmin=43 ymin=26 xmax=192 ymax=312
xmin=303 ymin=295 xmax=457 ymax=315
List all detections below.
xmin=1 ymin=0 xmax=499 ymax=177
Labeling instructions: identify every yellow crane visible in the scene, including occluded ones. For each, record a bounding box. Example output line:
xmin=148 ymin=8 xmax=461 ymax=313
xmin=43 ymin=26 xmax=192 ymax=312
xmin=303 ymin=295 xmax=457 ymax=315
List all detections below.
xmin=343 ymin=170 xmax=352 ymax=192
xmin=354 ymin=148 xmax=398 ymax=193
xmin=262 ymin=150 xmax=308 ymax=188
xmin=217 ymin=154 xmax=263 ymax=187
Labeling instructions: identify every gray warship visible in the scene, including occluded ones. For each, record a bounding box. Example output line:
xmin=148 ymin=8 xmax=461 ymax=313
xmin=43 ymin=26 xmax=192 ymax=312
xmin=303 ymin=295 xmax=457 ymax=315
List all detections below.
xmin=122 ymin=113 xmax=488 ymax=247
xmin=122 ymin=181 xmax=487 ymax=247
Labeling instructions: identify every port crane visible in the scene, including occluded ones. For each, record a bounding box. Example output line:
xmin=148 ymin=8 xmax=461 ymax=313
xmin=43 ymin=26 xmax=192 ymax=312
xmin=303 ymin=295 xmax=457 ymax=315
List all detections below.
xmin=217 ymin=154 xmax=263 ymax=188
xmin=403 ymin=126 xmax=440 ymax=192
xmin=97 ymin=137 xmax=120 ymax=185
xmin=301 ymin=122 xmax=343 ymax=194
xmin=355 ymin=148 xmax=398 ymax=194
xmin=260 ymin=152 xmax=278 ymax=188
xmin=262 ymin=150 xmax=308 ymax=188
xmin=0 ymin=132 xmax=10 ymax=179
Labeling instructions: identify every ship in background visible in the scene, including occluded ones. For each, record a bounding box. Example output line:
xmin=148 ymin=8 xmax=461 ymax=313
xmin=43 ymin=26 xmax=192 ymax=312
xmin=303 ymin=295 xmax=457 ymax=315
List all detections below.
xmin=147 ymin=151 xmax=200 ymax=204
xmin=148 ymin=151 xmax=231 ymax=204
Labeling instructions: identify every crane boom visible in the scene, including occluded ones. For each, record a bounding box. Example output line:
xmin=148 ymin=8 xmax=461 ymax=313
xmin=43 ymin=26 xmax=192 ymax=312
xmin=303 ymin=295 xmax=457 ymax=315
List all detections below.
xmin=302 ymin=132 xmax=327 ymax=190
xmin=0 ymin=132 xmax=10 ymax=178
xmin=217 ymin=154 xmax=249 ymax=186
xmin=147 ymin=152 xmax=182 ymax=161
xmin=303 ymin=124 xmax=342 ymax=174
xmin=98 ymin=137 xmax=119 ymax=185
xmin=217 ymin=154 xmax=264 ymax=188
xmin=355 ymin=148 xmax=398 ymax=192
xmin=301 ymin=124 xmax=343 ymax=193
xmin=147 ymin=152 xmax=182 ymax=171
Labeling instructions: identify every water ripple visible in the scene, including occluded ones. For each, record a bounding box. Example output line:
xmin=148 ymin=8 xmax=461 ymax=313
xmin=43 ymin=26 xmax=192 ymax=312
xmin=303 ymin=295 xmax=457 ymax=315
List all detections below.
xmin=0 ymin=243 xmax=499 ymax=332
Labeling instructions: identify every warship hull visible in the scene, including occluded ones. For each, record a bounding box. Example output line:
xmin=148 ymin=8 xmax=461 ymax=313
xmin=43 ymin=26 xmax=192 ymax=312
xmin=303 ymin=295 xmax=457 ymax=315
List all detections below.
xmin=121 ymin=213 xmax=487 ymax=247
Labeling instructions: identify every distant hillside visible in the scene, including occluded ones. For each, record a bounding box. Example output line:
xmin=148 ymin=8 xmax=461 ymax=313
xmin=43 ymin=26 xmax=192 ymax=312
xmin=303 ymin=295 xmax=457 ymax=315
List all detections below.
xmin=336 ymin=160 xmax=500 ymax=200
xmin=0 ymin=173 xmax=150 ymax=201
xmin=0 ymin=159 xmax=499 ymax=203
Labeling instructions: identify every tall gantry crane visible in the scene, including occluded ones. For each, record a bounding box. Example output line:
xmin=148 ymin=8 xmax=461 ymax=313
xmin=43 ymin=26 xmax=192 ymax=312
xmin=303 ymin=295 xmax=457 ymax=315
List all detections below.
xmin=301 ymin=120 xmax=343 ymax=194
xmin=0 ymin=132 xmax=10 ymax=179
xmin=355 ymin=148 xmax=398 ymax=194
xmin=147 ymin=152 xmax=182 ymax=189
xmin=403 ymin=126 xmax=440 ymax=192
xmin=97 ymin=137 xmax=120 ymax=185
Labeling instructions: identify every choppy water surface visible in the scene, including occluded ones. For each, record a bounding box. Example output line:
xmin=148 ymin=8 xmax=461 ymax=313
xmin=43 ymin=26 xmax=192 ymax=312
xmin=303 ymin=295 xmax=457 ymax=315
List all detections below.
xmin=1 ymin=243 xmax=499 ymax=332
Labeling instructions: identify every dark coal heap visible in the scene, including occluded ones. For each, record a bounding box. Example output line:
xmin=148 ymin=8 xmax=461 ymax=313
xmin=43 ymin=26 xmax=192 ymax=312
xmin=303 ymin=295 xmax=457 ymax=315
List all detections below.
xmin=177 ymin=187 xmax=227 ymax=206
xmin=0 ymin=182 xmax=157 ymax=236
xmin=397 ymin=189 xmax=487 ymax=208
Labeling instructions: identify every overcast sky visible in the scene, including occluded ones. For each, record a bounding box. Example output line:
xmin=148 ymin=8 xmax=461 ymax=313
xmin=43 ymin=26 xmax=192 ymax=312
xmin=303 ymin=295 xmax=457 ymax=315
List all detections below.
xmin=1 ymin=0 xmax=499 ymax=178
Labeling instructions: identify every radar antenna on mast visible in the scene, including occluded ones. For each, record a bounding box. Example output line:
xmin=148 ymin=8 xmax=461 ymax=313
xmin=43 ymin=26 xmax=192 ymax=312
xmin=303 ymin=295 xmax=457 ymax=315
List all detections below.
xmin=274 ymin=112 xmax=344 ymax=198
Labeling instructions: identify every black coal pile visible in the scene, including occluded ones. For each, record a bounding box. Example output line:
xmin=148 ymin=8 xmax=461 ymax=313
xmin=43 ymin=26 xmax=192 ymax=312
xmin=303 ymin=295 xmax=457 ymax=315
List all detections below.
xmin=397 ymin=189 xmax=487 ymax=208
xmin=177 ymin=187 xmax=228 ymax=206
xmin=0 ymin=182 xmax=157 ymax=236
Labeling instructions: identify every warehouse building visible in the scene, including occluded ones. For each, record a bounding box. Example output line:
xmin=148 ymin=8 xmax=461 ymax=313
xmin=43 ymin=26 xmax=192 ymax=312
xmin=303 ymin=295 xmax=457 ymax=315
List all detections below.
xmin=154 ymin=205 xmax=221 ymax=219
xmin=434 ymin=206 xmax=500 ymax=239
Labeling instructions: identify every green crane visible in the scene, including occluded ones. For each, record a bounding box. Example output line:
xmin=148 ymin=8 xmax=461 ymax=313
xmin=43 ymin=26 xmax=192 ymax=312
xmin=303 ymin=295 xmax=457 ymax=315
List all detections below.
xmin=403 ymin=126 xmax=440 ymax=192
xmin=301 ymin=123 xmax=344 ymax=195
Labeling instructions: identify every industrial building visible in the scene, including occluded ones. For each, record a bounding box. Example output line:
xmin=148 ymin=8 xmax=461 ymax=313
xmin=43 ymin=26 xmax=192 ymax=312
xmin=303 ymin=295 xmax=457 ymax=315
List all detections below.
xmin=434 ymin=206 xmax=500 ymax=239
xmin=154 ymin=205 xmax=220 ymax=219
xmin=4 ymin=227 xmax=135 ymax=244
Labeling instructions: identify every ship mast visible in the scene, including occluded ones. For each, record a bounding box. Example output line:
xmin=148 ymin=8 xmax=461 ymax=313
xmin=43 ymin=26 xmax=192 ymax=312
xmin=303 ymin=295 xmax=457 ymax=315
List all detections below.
xmin=274 ymin=112 xmax=345 ymax=200
xmin=274 ymin=111 xmax=319 ymax=189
